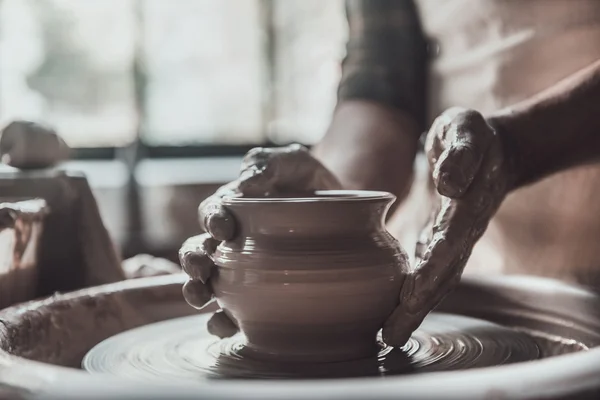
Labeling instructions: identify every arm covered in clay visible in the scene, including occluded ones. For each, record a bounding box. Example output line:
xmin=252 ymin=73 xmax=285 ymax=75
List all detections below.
xmin=312 ymin=0 xmax=428 ymax=202
xmin=383 ymin=59 xmax=600 ymax=345
xmin=491 ymin=59 xmax=600 ymax=187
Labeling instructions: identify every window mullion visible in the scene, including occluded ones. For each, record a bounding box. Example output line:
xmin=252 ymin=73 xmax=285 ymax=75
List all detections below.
xmin=119 ymin=0 xmax=146 ymax=257
xmin=259 ymin=0 xmax=276 ymax=142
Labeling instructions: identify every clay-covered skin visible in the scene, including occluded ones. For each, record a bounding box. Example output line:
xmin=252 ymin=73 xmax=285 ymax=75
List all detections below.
xmin=385 ymin=59 xmax=600 ymax=345
xmin=0 ymin=121 xmax=69 ymax=169
xmin=382 ymin=108 xmax=512 ymax=345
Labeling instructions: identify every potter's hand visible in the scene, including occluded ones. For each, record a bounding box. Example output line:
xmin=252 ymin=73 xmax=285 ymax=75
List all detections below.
xmin=179 ymin=144 xmax=341 ymax=338
xmin=383 ymin=107 xmax=513 ymax=346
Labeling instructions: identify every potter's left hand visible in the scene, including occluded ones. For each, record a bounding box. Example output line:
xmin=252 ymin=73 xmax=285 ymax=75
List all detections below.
xmin=179 ymin=144 xmax=341 ymax=338
xmin=383 ymin=107 xmax=514 ymax=346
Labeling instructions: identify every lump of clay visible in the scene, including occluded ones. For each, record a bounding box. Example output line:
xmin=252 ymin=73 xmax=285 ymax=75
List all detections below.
xmin=122 ymin=254 xmax=182 ymax=279
xmin=0 ymin=120 xmax=70 ymax=169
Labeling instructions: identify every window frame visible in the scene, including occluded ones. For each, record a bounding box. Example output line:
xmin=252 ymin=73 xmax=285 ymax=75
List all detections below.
xmin=66 ymin=0 xmax=284 ymax=257
xmin=66 ymin=0 xmax=279 ymax=162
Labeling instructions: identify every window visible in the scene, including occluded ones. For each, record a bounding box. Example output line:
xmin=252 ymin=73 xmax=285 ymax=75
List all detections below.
xmin=0 ymin=0 xmax=348 ymax=149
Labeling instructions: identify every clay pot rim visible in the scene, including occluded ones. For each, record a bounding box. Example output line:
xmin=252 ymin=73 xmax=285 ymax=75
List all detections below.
xmin=223 ymin=190 xmax=395 ymax=204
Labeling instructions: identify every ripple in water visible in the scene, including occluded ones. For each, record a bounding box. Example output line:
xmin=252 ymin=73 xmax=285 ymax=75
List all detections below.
xmin=82 ymin=313 xmax=585 ymax=382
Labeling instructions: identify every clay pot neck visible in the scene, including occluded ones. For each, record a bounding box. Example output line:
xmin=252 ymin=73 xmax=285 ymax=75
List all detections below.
xmin=222 ymin=191 xmax=396 ymax=238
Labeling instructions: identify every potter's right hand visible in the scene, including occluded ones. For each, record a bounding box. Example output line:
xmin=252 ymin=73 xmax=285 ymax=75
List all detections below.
xmin=179 ymin=144 xmax=341 ymax=338
xmin=382 ymin=108 xmax=512 ymax=346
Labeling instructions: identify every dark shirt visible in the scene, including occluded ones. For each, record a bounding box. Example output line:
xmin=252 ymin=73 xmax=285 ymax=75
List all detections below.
xmin=337 ymin=0 xmax=428 ymax=131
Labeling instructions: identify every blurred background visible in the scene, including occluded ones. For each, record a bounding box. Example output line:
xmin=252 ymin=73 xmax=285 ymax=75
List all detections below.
xmin=0 ymin=0 xmax=348 ymax=260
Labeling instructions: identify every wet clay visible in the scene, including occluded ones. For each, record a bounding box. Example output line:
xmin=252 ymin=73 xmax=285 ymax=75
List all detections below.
xmin=1 ymin=275 xmax=600 ymax=399
xmin=0 ymin=199 xmax=48 ymax=309
xmin=0 ymin=170 xmax=125 ymax=300
xmin=210 ymin=191 xmax=409 ymax=361
xmin=81 ymin=312 xmax=584 ymax=381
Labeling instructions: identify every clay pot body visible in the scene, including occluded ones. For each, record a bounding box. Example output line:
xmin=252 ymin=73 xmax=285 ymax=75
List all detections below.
xmin=211 ymin=190 xmax=409 ymax=362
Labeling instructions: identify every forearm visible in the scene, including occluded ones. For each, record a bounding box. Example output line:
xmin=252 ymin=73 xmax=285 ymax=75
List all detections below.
xmin=490 ymin=60 xmax=600 ymax=189
xmin=312 ymin=100 xmax=420 ymax=199
xmin=313 ymin=0 xmax=427 ymax=199
xmin=339 ymin=0 xmax=428 ymax=131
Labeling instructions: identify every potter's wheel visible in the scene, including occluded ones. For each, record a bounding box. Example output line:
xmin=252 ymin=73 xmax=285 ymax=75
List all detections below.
xmin=82 ymin=313 xmax=554 ymax=380
xmin=2 ymin=274 xmax=600 ymax=400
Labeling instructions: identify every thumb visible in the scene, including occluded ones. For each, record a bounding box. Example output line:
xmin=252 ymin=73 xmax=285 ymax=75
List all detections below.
xmin=432 ymin=110 xmax=494 ymax=198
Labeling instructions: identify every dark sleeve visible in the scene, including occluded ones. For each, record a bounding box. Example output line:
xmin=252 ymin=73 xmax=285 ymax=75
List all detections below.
xmin=338 ymin=0 xmax=428 ymax=131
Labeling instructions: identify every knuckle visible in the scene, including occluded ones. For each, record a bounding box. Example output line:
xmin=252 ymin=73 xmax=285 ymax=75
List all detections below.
xmin=201 ymin=235 xmax=220 ymax=255
xmin=180 ymin=251 xmax=213 ymax=281
xmin=206 ymin=209 xmax=235 ymax=241
xmin=182 ymin=279 xmax=213 ymax=309
xmin=242 ymin=147 xmax=266 ymax=163
xmin=429 ymin=115 xmax=449 ymax=138
xmin=452 ymin=108 xmax=484 ymax=126
xmin=199 ymin=198 xmax=223 ymax=228
xmin=447 ymin=143 xmax=476 ymax=163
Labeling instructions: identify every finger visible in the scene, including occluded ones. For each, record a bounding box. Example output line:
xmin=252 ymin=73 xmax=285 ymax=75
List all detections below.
xmin=433 ymin=110 xmax=495 ymax=198
xmin=406 ymin=201 xmax=468 ymax=305
xmin=414 ymin=210 xmax=435 ymax=264
xmin=402 ymin=142 xmax=504 ymax=324
xmin=207 ymin=310 xmax=239 ymax=338
xmin=383 ymin=301 xmax=432 ymax=347
xmin=382 ymin=289 xmax=426 ymax=347
xmin=198 ymin=197 xmax=236 ymax=241
xmin=385 ymin=262 xmax=464 ymax=346
xmin=237 ymin=145 xmax=301 ymax=196
xmin=179 ymin=234 xmax=218 ymax=283
xmin=182 ymin=279 xmax=214 ymax=309
xmin=383 ymin=199 xmax=475 ymax=347
xmin=237 ymin=148 xmax=277 ymax=196
xmin=426 ymin=107 xmax=469 ymax=165
xmin=237 ymin=144 xmax=341 ymax=196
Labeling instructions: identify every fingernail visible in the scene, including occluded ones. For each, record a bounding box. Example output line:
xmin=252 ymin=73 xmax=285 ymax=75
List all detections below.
xmin=182 ymin=279 xmax=213 ymax=309
xmin=206 ymin=209 xmax=235 ymax=241
xmin=181 ymin=252 xmax=213 ymax=283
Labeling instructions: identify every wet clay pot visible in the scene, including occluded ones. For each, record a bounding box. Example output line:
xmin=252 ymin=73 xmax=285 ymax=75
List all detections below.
xmin=211 ymin=190 xmax=409 ymax=362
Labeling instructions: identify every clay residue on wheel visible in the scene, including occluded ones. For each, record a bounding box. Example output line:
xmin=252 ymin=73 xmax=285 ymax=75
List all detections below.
xmin=0 ymin=276 xmax=187 ymax=368
xmin=0 ymin=198 xmax=48 ymax=310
